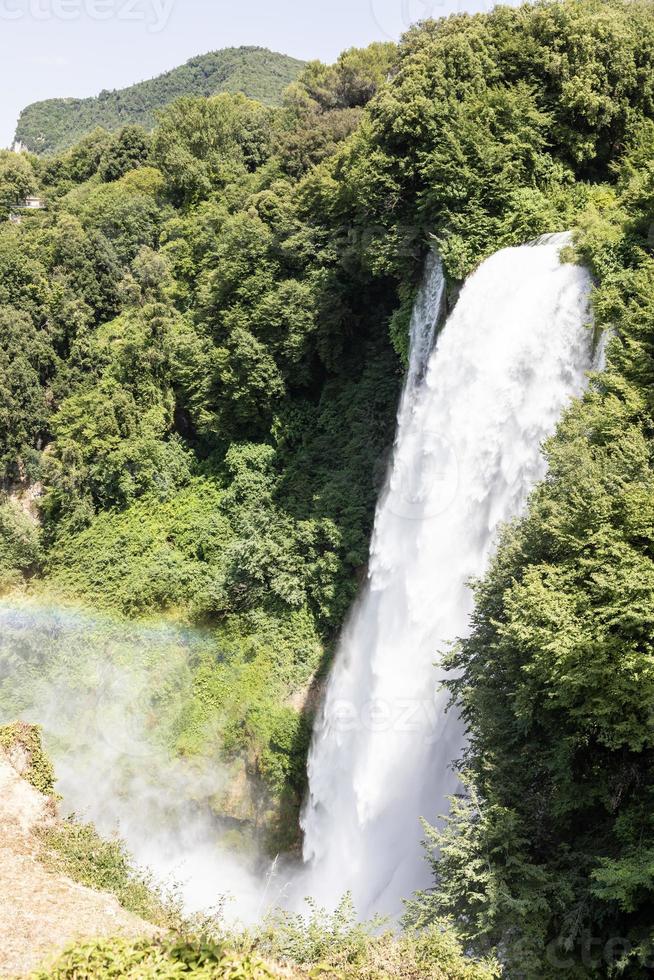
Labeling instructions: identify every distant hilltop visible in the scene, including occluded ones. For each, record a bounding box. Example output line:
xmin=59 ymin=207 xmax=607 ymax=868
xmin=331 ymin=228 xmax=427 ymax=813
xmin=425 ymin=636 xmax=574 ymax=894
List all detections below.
xmin=14 ymin=46 xmax=306 ymax=156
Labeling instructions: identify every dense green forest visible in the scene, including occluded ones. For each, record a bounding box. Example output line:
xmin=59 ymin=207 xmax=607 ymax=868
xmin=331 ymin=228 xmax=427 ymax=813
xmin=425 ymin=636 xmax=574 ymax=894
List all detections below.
xmin=13 ymin=47 xmax=306 ymax=155
xmin=2 ymin=0 xmax=654 ymax=975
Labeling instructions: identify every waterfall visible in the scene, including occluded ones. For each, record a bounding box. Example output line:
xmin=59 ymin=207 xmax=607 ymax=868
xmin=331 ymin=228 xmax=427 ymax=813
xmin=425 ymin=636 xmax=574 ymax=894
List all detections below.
xmin=300 ymin=234 xmax=595 ymax=919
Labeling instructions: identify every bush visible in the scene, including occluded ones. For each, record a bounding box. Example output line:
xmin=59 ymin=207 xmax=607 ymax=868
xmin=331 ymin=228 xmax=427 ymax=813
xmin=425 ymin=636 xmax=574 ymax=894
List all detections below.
xmin=0 ymin=500 xmax=41 ymax=590
xmin=0 ymin=721 xmax=55 ymax=794
xmin=255 ymin=896 xmax=500 ymax=979
xmin=31 ymin=936 xmax=279 ymax=979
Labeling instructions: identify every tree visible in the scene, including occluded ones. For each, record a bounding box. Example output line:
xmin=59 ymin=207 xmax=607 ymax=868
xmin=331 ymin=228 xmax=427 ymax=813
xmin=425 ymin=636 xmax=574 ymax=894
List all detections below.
xmin=0 ymin=306 xmax=53 ymax=481
xmin=0 ymin=151 xmax=37 ymax=219
xmin=98 ymin=125 xmax=151 ymax=182
xmin=152 ymin=93 xmax=273 ymax=205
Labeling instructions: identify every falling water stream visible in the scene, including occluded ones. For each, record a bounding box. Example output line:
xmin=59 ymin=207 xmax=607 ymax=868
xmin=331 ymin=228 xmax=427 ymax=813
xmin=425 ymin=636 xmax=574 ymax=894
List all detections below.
xmin=299 ymin=234 xmax=596 ymax=919
xmin=0 ymin=234 xmax=598 ymax=927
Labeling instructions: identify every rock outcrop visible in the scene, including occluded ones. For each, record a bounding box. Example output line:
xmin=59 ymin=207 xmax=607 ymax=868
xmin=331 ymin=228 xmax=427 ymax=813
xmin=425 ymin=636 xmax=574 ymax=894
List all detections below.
xmin=0 ymin=728 xmax=154 ymax=977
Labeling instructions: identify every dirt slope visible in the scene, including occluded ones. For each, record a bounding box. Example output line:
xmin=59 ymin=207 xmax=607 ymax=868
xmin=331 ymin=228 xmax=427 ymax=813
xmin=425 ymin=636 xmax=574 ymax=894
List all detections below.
xmin=0 ymin=755 xmax=154 ymax=977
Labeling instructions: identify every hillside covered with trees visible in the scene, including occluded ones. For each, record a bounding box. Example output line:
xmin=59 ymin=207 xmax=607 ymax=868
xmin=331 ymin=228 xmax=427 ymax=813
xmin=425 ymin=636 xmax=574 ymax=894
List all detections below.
xmin=1 ymin=1 xmax=654 ymax=975
xmin=13 ymin=47 xmax=306 ymax=155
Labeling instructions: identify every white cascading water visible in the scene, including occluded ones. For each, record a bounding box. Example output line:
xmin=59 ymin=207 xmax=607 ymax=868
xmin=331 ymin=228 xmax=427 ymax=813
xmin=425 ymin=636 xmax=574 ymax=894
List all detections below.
xmin=300 ymin=234 xmax=596 ymax=919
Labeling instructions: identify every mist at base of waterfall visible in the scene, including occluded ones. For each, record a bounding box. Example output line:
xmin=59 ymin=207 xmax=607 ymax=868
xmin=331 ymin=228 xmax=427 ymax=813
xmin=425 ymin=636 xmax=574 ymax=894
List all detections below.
xmin=0 ymin=597 xmax=266 ymax=925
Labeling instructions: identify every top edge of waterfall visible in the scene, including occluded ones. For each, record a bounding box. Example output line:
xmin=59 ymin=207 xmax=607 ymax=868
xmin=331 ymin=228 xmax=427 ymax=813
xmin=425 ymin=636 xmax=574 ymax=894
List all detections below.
xmin=405 ymin=250 xmax=445 ymax=390
xmin=528 ymin=230 xmax=573 ymax=248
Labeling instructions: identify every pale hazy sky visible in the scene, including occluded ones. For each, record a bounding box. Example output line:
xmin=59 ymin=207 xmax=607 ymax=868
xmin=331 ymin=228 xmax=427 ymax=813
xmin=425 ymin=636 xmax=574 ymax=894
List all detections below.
xmin=0 ymin=0 xmax=495 ymax=148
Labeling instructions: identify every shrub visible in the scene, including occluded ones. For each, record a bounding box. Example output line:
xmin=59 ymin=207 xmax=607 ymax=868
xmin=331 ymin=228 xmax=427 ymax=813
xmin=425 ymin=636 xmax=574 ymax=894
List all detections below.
xmin=0 ymin=721 xmax=56 ymax=794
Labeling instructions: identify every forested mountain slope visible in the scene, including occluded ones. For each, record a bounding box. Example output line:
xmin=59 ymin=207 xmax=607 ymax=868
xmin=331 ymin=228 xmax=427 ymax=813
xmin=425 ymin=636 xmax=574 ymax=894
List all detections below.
xmin=1 ymin=3 xmax=654 ymax=975
xmin=13 ymin=47 xmax=306 ymax=155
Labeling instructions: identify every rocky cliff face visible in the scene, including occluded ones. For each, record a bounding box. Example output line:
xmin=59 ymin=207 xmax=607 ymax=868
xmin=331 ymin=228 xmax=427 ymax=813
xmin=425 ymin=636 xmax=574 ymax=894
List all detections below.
xmin=0 ymin=727 xmax=154 ymax=978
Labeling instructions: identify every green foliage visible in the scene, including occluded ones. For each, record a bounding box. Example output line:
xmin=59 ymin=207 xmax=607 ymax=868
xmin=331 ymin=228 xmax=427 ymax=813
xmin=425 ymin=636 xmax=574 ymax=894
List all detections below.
xmin=40 ymin=127 xmax=114 ymax=190
xmin=297 ymin=44 xmax=397 ymax=112
xmin=176 ymin=608 xmax=321 ymax=850
xmin=276 ymin=43 xmax=397 ymax=178
xmin=0 ymin=225 xmax=51 ymax=324
xmin=0 ymin=721 xmax=56 ymax=794
xmin=16 ymin=47 xmax=306 ymax=155
xmin=318 ymin=0 xmax=654 ymax=281
xmin=0 ymin=500 xmax=41 ymax=590
xmin=31 ymin=936 xmax=278 ymax=979
xmin=45 ymin=478 xmax=226 ymax=613
xmin=40 ymin=300 xmax=191 ymax=533
xmin=152 ymin=94 xmax=274 ymax=206
xmin=98 ymin=125 xmax=152 ymax=183
xmin=64 ymin=167 xmax=169 ymax=263
xmin=35 ymin=894 xmax=498 ymax=979
xmin=44 ymin=380 xmax=186 ymax=518
xmin=0 ymin=305 xmax=53 ymax=481
xmin=36 ymin=920 xmax=500 ymax=980
xmin=255 ymin=896 xmax=500 ymax=979
xmin=32 ymin=908 xmax=498 ymax=979
xmin=0 ymin=150 xmax=37 ymax=218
